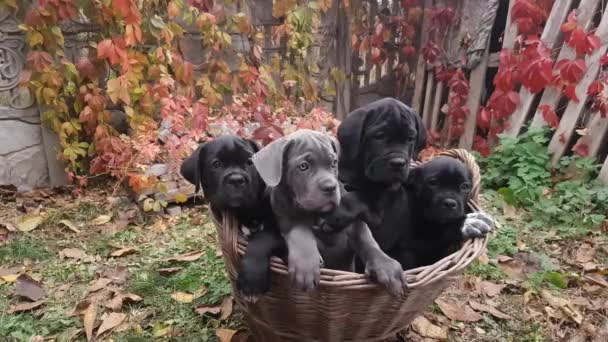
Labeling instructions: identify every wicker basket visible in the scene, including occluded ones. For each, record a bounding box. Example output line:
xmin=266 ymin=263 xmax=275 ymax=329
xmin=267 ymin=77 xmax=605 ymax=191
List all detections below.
xmin=211 ymin=149 xmax=488 ymax=342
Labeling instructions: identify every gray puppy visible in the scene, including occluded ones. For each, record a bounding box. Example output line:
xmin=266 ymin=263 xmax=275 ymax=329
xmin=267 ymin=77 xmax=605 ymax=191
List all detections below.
xmin=252 ymin=129 xmax=405 ymax=295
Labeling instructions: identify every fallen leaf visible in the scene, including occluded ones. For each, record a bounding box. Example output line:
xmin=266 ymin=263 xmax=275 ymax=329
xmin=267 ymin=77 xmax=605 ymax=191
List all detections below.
xmin=194 ymin=305 xmax=221 ymax=316
xmin=411 ymin=315 xmax=448 ymax=340
xmin=171 ymin=292 xmax=194 ymax=303
xmin=91 ymin=214 xmax=112 ymax=225
xmin=16 ymin=214 xmax=44 ymax=232
xmin=96 ymin=312 xmax=126 ymax=337
xmin=216 ymin=328 xmax=237 ymax=342
xmin=153 ymin=323 xmax=173 ymax=337
xmin=478 ymin=281 xmax=506 ymax=297
xmin=469 ymin=300 xmax=512 ymax=320
xmin=502 ymin=203 xmax=517 ymax=218
xmin=1 ymin=274 xmax=19 ymax=283
xmin=105 ymin=292 xmax=142 ymax=311
xmin=7 ymin=300 xmax=45 ymax=314
xmin=220 ymin=296 xmax=233 ymax=321
xmin=60 ymin=248 xmax=88 ymax=260
xmin=167 ymin=250 xmax=204 ymax=262
xmin=99 ymin=267 xmax=129 ymax=284
xmin=0 ymin=265 xmax=24 ymax=283
xmin=496 ymin=255 xmax=513 ymax=262
xmin=110 ymin=247 xmax=138 ymax=257
xmin=496 ymin=258 xmax=526 ymax=280
xmin=474 ymin=327 xmax=486 ymax=334
xmin=59 ymin=219 xmax=81 ymax=233
xmin=15 ymin=274 xmax=45 ymax=301
xmin=435 ymin=298 xmax=482 ymax=322
xmin=575 ymin=244 xmax=596 ymax=264
xmin=83 ymin=302 xmax=98 ymax=341
xmin=541 ymin=289 xmax=583 ymax=324
xmin=158 ymin=267 xmax=182 ymax=275
xmin=89 ymin=278 xmax=113 ymax=292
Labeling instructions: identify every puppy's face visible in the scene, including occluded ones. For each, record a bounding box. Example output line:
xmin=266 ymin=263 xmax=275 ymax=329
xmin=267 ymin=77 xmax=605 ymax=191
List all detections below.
xmin=338 ymin=98 xmax=426 ymax=187
xmin=408 ymin=157 xmax=472 ymax=224
xmin=361 ymin=114 xmax=419 ymax=184
xmin=180 ymin=135 xmax=262 ymax=211
xmin=285 ymin=138 xmax=340 ymax=213
xmin=253 ymin=130 xmax=341 ymax=213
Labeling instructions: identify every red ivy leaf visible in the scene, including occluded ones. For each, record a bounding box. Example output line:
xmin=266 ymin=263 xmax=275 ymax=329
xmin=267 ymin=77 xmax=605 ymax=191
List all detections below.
xmin=564 ymin=84 xmax=580 ymax=103
xmin=559 ymin=132 xmax=567 ymax=144
xmin=587 ymin=80 xmax=604 ymax=96
xmin=488 ymin=89 xmax=520 ymax=119
xmin=561 ymin=10 xmax=577 ymax=34
xmin=400 ymin=45 xmax=416 ymax=57
xmin=473 ymin=135 xmax=491 ymax=157
xmin=538 ymin=105 xmax=559 ymax=128
xmin=600 ymin=54 xmax=608 ymax=66
xmin=520 ymin=42 xmax=553 ymax=93
xmin=26 ymin=51 xmax=53 ymax=72
xmin=477 ymin=106 xmax=491 ymax=130
xmin=567 ymin=28 xmax=601 ymax=55
xmin=76 ymin=57 xmax=98 ymax=80
xmin=422 ymin=42 xmax=441 ymax=64
xmin=97 ymin=37 xmax=128 ymax=67
xmin=555 ymin=59 xmax=586 ymax=84
xmin=572 ymin=140 xmax=589 ymax=157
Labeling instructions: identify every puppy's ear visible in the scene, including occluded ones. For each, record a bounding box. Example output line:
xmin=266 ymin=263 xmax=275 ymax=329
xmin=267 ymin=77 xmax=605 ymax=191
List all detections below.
xmin=180 ymin=143 xmax=207 ymax=193
xmin=252 ymin=136 xmax=290 ymax=187
xmin=337 ymin=107 xmax=368 ymax=165
xmin=405 ymin=166 xmax=422 ymax=191
xmin=245 ymin=139 xmax=261 ymax=153
xmin=409 ymin=109 xmax=427 ymax=160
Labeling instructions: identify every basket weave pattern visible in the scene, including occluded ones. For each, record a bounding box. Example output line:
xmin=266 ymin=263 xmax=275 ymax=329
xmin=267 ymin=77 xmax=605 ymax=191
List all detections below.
xmin=212 ymin=149 xmax=488 ymax=341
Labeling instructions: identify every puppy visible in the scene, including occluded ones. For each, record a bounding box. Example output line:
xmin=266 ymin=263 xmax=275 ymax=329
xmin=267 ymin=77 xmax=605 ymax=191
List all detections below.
xmin=180 ymin=135 xmax=285 ymax=297
xmin=252 ymin=129 xmax=405 ymax=295
xmin=396 ymin=157 xmax=493 ymax=269
xmin=330 ymin=98 xmax=493 ymax=269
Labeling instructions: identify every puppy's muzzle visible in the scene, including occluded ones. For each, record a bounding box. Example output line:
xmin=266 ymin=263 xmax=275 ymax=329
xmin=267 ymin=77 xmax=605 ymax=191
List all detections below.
xmin=225 ymin=173 xmax=248 ymax=188
xmin=388 ymin=157 xmax=407 ymax=170
xmin=441 ymin=198 xmax=458 ymax=210
xmin=318 ymin=178 xmax=338 ymax=195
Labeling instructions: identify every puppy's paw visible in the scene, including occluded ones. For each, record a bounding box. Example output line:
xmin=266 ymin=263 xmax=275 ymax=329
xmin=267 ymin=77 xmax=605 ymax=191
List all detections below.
xmin=288 ymin=258 xmax=321 ymax=291
xmin=365 ymin=254 xmax=406 ymax=297
xmin=236 ymin=259 xmax=271 ymax=299
xmin=461 ymin=211 xmax=495 ymax=239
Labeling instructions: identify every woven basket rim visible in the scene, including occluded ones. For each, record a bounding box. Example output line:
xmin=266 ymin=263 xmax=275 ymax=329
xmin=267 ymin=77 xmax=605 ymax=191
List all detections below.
xmin=212 ymin=148 xmax=488 ymax=290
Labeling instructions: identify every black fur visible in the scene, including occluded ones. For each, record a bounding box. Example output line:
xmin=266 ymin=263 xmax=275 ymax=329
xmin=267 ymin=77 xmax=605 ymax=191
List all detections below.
xmin=395 ymin=157 xmax=473 ymax=269
xmin=180 ymin=135 xmax=284 ymax=296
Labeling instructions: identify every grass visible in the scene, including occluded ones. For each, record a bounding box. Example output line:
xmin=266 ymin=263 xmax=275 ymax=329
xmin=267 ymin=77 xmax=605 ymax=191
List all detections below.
xmin=0 ymin=234 xmax=53 ymax=263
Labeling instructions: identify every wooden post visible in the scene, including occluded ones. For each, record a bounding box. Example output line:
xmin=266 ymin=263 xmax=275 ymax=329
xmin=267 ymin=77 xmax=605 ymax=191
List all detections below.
xmin=422 ymin=71 xmax=435 ymax=128
xmin=599 ymin=157 xmax=608 ymax=184
xmin=548 ymin=6 xmax=608 ymax=165
xmin=530 ymin=0 xmax=601 ymax=128
xmin=429 ymin=81 xmax=444 ymax=133
xmin=502 ymin=0 xmax=518 ymax=49
xmin=411 ymin=0 xmax=433 ymax=113
xmin=459 ymin=43 xmax=491 ymax=149
xmin=505 ymin=0 xmax=574 ymax=137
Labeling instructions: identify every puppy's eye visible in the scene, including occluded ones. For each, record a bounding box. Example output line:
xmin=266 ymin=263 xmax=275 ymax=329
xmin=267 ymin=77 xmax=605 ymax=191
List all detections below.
xmin=427 ymin=178 xmax=439 ymax=187
xmin=460 ymin=183 xmax=471 ymax=192
xmin=331 ymin=159 xmax=338 ymax=168
xmin=246 ymin=158 xmax=254 ymax=166
xmin=212 ymin=160 xmax=222 ymax=169
xmin=298 ymin=162 xmax=309 ymax=171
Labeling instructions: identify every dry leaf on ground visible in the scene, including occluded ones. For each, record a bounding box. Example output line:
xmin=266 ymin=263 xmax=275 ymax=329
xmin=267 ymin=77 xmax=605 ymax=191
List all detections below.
xmin=91 ymin=214 xmax=112 ymax=225
xmin=15 ymin=274 xmax=45 ymax=301
xmin=110 ymin=247 xmax=138 ymax=257
xmin=105 ymin=292 xmax=142 ymax=311
xmin=468 ymin=300 xmax=512 ymax=320
xmin=59 ymin=219 xmax=81 ymax=234
xmin=89 ymin=278 xmax=113 ymax=293
xmin=7 ymin=300 xmax=45 ymax=314
xmin=575 ymin=244 xmax=596 ymax=264
xmin=216 ymin=328 xmax=237 ymax=342
xmin=435 ymin=298 xmax=482 ymax=322
xmin=478 ymin=281 xmax=506 ymax=297
xmin=99 ymin=267 xmax=129 ymax=285
xmin=59 ymin=248 xmax=88 ymax=260
xmin=167 ymin=251 xmax=204 ymax=262
xmin=0 ymin=265 xmax=24 ymax=283
xmin=16 ymin=214 xmax=44 ymax=232
xmin=96 ymin=312 xmax=126 ymax=337
xmin=540 ymin=289 xmax=583 ymax=324
xmin=158 ymin=267 xmax=182 ymax=275
xmin=195 ymin=305 xmax=221 ymax=316
xmin=82 ymin=302 xmax=98 ymax=341
xmin=171 ymin=292 xmax=194 ymax=303
xmin=220 ymin=296 xmax=233 ymax=321
xmin=411 ymin=315 xmax=448 ymax=340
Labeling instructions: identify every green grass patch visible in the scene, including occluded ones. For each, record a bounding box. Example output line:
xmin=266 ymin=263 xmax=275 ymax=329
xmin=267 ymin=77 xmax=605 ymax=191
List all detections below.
xmin=0 ymin=235 xmax=53 ymax=264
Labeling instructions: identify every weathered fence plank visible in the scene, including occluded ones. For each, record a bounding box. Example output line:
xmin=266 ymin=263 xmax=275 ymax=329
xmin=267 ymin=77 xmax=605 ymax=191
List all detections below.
xmin=506 ymin=0 xmax=574 ymax=137
xmin=411 ymin=0 xmax=433 ymax=113
xmin=548 ymin=6 xmax=608 ymax=165
xmin=583 ymin=112 xmax=608 ymax=158
xmin=599 ymin=157 xmax=608 ymax=184
xmin=502 ymin=0 xmax=518 ymax=49
xmin=531 ymin=0 xmax=601 ymax=128
xmin=422 ymin=71 xmax=435 ymax=127
xmin=459 ymin=46 xmax=490 ymax=149
xmin=429 ymin=81 xmax=444 ymax=133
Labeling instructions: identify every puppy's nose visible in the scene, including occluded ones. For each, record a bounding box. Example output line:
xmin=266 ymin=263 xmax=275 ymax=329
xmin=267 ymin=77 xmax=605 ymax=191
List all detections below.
xmin=442 ymin=198 xmax=458 ymax=210
xmin=227 ymin=174 xmax=246 ymax=187
xmin=318 ymin=179 xmax=337 ymax=194
xmin=389 ymin=157 xmax=406 ymax=169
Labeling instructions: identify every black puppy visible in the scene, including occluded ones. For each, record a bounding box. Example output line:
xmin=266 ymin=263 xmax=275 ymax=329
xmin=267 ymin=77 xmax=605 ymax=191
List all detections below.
xmin=180 ymin=135 xmax=284 ymax=297
xmin=324 ymin=98 xmax=426 ymax=257
xmin=396 ymin=157 xmax=493 ymax=269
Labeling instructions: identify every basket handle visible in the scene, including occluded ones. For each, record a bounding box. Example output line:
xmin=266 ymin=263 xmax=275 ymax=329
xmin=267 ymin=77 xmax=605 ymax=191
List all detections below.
xmin=211 ymin=209 xmax=242 ymax=280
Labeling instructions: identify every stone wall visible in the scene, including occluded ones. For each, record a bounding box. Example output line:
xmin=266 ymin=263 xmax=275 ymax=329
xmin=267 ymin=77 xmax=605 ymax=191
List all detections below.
xmin=0 ymin=10 xmax=53 ymax=191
